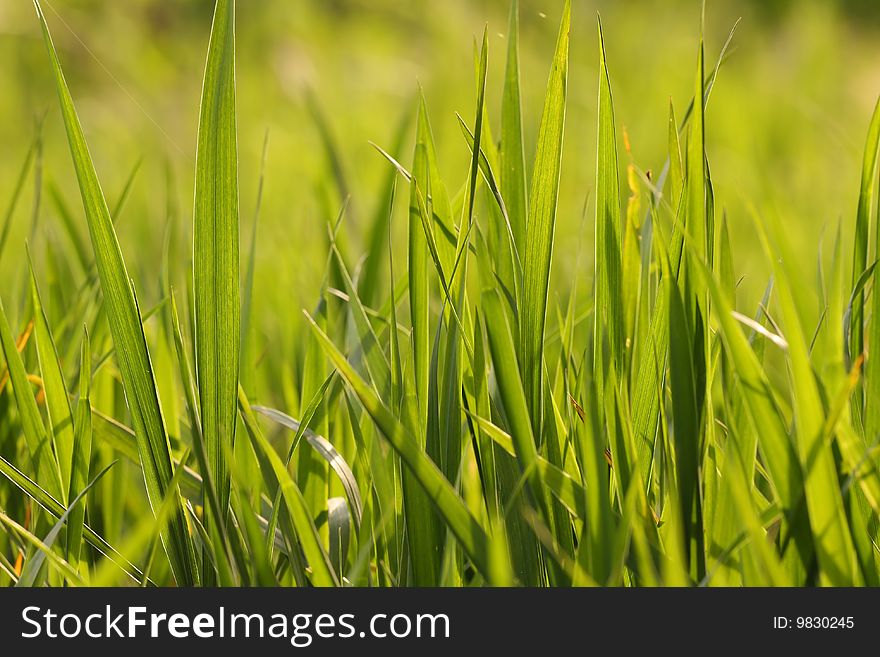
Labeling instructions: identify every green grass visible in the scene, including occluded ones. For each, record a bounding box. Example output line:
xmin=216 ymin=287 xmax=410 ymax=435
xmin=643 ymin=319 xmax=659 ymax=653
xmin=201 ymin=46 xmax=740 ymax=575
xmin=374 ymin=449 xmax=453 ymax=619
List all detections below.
xmin=1 ymin=0 xmax=880 ymax=587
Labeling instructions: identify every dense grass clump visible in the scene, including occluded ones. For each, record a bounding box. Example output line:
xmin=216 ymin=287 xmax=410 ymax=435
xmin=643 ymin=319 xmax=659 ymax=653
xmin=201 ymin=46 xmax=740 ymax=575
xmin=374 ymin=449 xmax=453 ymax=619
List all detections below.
xmin=1 ymin=0 xmax=880 ymax=587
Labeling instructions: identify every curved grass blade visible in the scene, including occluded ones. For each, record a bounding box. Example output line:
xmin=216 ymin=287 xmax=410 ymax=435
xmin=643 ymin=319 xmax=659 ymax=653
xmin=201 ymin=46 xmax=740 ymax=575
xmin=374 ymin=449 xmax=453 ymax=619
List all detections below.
xmin=0 ymin=455 xmax=146 ymax=583
xmin=755 ymin=212 xmax=862 ymax=585
xmin=16 ymin=460 xmax=114 ymax=587
xmin=253 ymin=404 xmax=364 ymax=525
xmin=238 ymin=387 xmax=338 ymax=586
xmin=0 ymin=510 xmax=82 ymax=587
xmin=304 ymin=311 xmax=491 ymax=579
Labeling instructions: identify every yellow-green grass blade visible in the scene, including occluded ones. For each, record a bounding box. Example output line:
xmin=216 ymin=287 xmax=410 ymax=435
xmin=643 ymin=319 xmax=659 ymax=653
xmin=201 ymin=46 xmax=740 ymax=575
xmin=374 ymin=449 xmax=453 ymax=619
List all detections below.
xmin=28 ymin=254 xmax=74 ymax=502
xmin=253 ymin=404 xmax=364 ymax=526
xmin=755 ymin=212 xmax=862 ymax=585
xmin=685 ymin=39 xmax=708 ymax=276
xmin=501 ymin=0 xmax=527 ymax=257
xmin=0 ymin=454 xmax=146 ymax=583
xmin=299 ymin=292 xmax=331 ymax=542
xmin=519 ymin=0 xmax=569 ymax=435
xmin=863 ymin=105 xmax=880 ymax=438
xmin=593 ymin=15 xmax=625 ymax=388
xmin=238 ymin=387 xmax=338 ymax=586
xmin=305 ymin=311 xmax=491 ymax=579
xmin=193 ymin=0 xmax=240 ymax=557
xmin=401 ymin=97 xmax=446 ymax=584
xmin=0 ymin=296 xmax=64 ymax=500
xmin=0 ymin=131 xmax=39 ymax=262
xmin=466 ymin=410 xmax=587 ymax=522
xmin=483 ymin=288 xmax=551 ymax=521
xmin=32 ymin=0 xmax=198 ymax=585
xmin=359 ymin=107 xmax=412 ymax=307
xmin=409 ymin=100 xmax=431 ymax=428
xmin=850 ymin=97 xmax=880 ymax=391
xmin=0 ymin=510 xmax=82 ymax=587
xmin=16 ymin=461 xmax=114 ymax=587
xmin=332 ymin=244 xmax=392 ymax=396
xmin=666 ymin=100 xmax=684 ymax=212
xmin=691 ymin=249 xmax=811 ymax=577
xmin=456 ymin=115 xmax=523 ymax=283
xmin=68 ymin=328 xmax=92 ymax=566
xmin=472 ymin=231 xmax=543 ymax=585
xmin=683 ymin=36 xmax=712 ymax=437
xmin=667 ymin=275 xmax=704 ymax=579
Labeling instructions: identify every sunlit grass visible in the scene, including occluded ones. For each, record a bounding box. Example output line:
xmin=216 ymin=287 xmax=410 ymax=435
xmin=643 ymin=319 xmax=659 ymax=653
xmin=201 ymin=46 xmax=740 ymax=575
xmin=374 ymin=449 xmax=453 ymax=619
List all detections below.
xmin=1 ymin=0 xmax=879 ymax=587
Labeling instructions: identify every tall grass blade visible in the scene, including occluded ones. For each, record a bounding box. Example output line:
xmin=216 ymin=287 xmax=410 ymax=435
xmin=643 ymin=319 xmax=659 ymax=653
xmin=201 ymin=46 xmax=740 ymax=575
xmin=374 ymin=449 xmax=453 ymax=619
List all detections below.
xmin=193 ymin=0 xmax=240 ymax=569
xmin=519 ymin=0 xmax=570 ymax=433
xmin=32 ymin=0 xmax=198 ymax=585
xmin=593 ymin=16 xmax=625 ymax=386
xmin=501 ymin=0 xmax=528 ymax=256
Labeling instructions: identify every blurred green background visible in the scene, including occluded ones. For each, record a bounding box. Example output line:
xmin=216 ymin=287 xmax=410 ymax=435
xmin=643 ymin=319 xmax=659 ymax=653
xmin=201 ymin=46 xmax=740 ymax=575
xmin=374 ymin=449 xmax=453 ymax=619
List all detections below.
xmin=2 ymin=0 xmax=879 ymax=395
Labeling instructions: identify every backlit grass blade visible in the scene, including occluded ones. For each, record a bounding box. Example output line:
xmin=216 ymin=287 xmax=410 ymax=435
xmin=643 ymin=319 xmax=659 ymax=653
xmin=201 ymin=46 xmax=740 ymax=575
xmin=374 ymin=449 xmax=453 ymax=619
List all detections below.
xmin=193 ymin=0 xmax=240 ymax=558
xmin=501 ymin=0 xmax=527 ymax=255
xmin=692 ymin=251 xmax=808 ymax=566
xmin=0 ymin=510 xmax=82 ymax=587
xmin=253 ymin=404 xmax=364 ymax=525
xmin=456 ymin=115 xmax=522 ymax=279
xmin=68 ymin=328 xmax=92 ymax=566
xmin=667 ymin=275 xmax=704 ymax=578
xmin=0 ymin=296 xmax=63 ymax=500
xmin=409 ymin=99 xmax=431 ymax=427
xmin=16 ymin=461 xmax=114 ymax=587
xmin=238 ymin=388 xmax=338 ymax=586
xmin=861 ymin=101 xmax=880 ymax=438
xmin=483 ymin=288 xmax=550 ymax=524
xmin=593 ymin=16 xmax=625 ymax=386
xmin=32 ymin=0 xmax=198 ymax=585
xmin=305 ymin=311 xmax=491 ymax=579
xmin=0 ymin=455 xmax=146 ymax=583
xmin=519 ymin=0 xmax=570 ymax=432
xmin=0 ymin=132 xmax=39 ymax=261
xmin=360 ymin=106 xmax=412 ymax=307
xmin=850 ymin=97 xmax=880 ymax=389
xmin=28 ymin=254 xmax=74 ymax=501
xmin=756 ymin=212 xmax=862 ymax=585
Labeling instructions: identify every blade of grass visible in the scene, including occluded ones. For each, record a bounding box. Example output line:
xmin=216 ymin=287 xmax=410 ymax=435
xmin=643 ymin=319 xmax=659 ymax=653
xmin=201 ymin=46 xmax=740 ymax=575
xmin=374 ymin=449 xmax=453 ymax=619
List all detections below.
xmin=501 ymin=0 xmax=527 ymax=257
xmin=519 ymin=0 xmax=570 ymax=436
xmin=68 ymin=327 xmax=92 ymax=566
xmin=16 ymin=461 xmax=114 ymax=587
xmin=0 ymin=295 xmax=64 ymax=500
xmin=238 ymin=387 xmax=338 ymax=586
xmin=193 ymin=0 xmax=240 ymax=573
xmin=0 ymin=454 xmax=146 ymax=583
xmin=32 ymin=0 xmax=198 ymax=585
xmin=305 ymin=311 xmax=491 ymax=579
xmin=28 ymin=251 xmax=75 ymax=502
xmin=850 ymin=96 xmax=880 ymax=398
xmin=593 ymin=15 xmax=625 ymax=388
